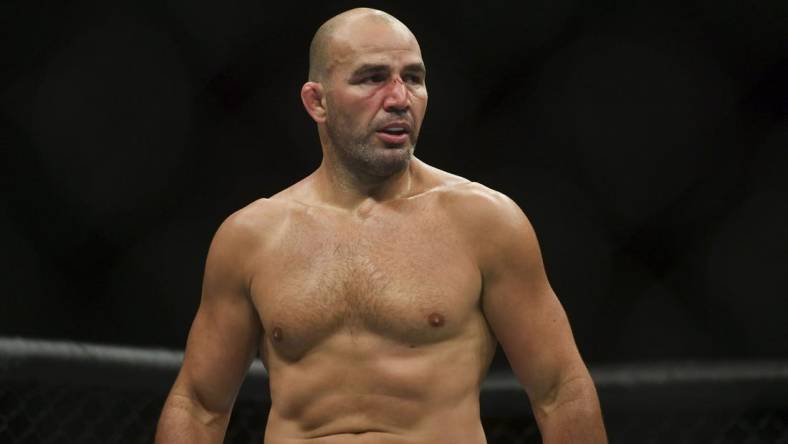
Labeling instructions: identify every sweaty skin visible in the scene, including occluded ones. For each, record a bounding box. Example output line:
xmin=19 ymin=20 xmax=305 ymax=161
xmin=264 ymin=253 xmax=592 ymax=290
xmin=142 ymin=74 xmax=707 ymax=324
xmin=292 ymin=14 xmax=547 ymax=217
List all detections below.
xmin=259 ymin=168 xmax=497 ymax=443
xmin=156 ymin=8 xmax=606 ymax=444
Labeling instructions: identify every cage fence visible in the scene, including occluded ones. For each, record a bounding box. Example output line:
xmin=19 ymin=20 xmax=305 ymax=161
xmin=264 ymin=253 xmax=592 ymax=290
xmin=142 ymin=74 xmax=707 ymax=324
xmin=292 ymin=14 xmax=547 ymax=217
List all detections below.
xmin=1 ymin=337 xmax=786 ymax=443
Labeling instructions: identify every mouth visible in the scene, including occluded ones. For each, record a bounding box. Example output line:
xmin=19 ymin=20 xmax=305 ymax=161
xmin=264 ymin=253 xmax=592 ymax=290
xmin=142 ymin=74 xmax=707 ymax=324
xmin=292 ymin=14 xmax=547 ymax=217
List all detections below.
xmin=375 ymin=122 xmax=411 ymax=146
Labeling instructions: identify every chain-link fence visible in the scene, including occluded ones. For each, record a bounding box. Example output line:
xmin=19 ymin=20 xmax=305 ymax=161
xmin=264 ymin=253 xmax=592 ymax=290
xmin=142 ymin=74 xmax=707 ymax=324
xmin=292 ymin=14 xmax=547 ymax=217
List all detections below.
xmin=1 ymin=338 xmax=786 ymax=443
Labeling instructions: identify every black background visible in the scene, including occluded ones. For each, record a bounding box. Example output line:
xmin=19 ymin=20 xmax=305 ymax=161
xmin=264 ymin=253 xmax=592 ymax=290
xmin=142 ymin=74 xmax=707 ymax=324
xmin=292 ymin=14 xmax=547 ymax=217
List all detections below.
xmin=1 ymin=1 xmax=786 ymax=369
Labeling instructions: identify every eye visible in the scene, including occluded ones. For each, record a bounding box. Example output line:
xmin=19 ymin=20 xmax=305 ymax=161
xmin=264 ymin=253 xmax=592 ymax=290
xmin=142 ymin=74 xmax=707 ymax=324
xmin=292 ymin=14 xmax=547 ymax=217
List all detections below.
xmin=404 ymin=74 xmax=424 ymax=84
xmin=363 ymin=74 xmax=386 ymax=83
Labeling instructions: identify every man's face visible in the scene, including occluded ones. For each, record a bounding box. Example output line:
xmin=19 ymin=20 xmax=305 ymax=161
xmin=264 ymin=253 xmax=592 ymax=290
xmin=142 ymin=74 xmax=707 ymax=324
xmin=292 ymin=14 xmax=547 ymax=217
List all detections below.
xmin=322 ymin=20 xmax=428 ymax=177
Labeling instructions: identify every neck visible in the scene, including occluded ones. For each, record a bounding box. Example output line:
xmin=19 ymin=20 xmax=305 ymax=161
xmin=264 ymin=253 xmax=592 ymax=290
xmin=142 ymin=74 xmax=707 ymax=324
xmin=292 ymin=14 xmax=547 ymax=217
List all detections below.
xmin=313 ymin=154 xmax=418 ymax=210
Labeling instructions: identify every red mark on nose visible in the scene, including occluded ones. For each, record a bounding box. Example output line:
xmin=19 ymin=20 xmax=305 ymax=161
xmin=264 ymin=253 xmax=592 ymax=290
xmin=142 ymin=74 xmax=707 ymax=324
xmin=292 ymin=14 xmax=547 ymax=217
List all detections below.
xmin=428 ymin=313 xmax=445 ymax=327
xmin=272 ymin=327 xmax=283 ymax=341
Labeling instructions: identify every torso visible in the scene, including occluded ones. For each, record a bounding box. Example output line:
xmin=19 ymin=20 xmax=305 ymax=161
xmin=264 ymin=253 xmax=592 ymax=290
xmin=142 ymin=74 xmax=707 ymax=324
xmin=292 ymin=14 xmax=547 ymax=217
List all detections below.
xmin=244 ymin=169 xmax=498 ymax=443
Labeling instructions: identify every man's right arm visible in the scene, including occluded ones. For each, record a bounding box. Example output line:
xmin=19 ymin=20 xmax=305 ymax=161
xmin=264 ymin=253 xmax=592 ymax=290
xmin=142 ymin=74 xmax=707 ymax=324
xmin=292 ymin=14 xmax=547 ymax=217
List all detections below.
xmin=155 ymin=211 xmax=263 ymax=443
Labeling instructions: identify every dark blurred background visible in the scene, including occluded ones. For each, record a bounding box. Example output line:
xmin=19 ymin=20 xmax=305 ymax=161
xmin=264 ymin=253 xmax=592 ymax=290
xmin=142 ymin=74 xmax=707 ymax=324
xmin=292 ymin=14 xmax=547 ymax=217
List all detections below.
xmin=1 ymin=0 xmax=786 ymax=368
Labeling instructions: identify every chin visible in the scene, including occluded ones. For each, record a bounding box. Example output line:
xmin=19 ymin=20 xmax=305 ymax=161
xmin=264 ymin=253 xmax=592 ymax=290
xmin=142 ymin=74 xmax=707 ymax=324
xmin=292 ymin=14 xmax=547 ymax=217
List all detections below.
xmin=365 ymin=146 xmax=413 ymax=177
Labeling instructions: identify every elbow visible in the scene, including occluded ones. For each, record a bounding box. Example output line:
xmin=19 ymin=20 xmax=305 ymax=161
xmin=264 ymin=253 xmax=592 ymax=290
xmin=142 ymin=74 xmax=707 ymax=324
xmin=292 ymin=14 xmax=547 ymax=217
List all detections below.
xmin=530 ymin=374 xmax=607 ymax=443
xmin=156 ymin=393 xmax=229 ymax=444
xmin=162 ymin=382 xmax=234 ymax=430
xmin=532 ymin=372 xmax=599 ymax=419
xmin=167 ymin=390 xmax=231 ymax=427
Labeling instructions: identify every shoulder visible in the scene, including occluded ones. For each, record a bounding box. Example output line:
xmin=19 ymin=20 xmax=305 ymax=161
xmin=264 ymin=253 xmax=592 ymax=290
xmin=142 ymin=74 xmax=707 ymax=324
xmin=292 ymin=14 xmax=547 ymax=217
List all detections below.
xmin=438 ymin=181 xmax=528 ymax=233
xmin=203 ymin=197 xmax=299 ymax=287
xmin=436 ymin=182 xmax=538 ymax=270
xmin=412 ymin=158 xmax=521 ymax=218
xmin=210 ymin=197 xmax=293 ymax=254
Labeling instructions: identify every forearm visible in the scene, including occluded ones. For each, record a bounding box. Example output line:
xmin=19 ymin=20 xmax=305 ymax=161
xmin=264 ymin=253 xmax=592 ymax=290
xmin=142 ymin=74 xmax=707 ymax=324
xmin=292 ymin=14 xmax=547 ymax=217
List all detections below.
xmin=155 ymin=392 xmax=231 ymax=444
xmin=532 ymin=375 xmax=607 ymax=444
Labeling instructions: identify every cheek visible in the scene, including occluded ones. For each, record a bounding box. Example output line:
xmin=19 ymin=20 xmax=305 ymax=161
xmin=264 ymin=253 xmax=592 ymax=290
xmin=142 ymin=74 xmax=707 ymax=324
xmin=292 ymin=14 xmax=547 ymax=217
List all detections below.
xmin=412 ymin=93 xmax=428 ymax=122
xmin=328 ymin=91 xmax=372 ymax=117
xmin=411 ymin=86 xmax=427 ymax=103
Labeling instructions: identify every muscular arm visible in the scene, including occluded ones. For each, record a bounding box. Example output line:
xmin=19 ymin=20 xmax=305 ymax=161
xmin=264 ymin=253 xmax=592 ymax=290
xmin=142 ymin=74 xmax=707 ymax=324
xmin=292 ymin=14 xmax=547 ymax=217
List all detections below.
xmin=155 ymin=212 xmax=263 ymax=443
xmin=474 ymin=191 xmax=607 ymax=443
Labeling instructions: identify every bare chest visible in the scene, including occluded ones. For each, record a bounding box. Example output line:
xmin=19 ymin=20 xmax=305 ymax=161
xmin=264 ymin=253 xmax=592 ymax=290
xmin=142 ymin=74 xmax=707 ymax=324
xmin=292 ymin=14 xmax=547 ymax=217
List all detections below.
xmin=252 ymin=208 xmax=481 ymax=361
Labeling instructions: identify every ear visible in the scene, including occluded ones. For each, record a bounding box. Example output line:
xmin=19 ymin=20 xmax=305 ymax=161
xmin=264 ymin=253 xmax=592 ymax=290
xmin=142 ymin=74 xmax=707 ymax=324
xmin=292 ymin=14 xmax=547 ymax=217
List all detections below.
xmin=301 ymin=81 xmax=327 ymax=123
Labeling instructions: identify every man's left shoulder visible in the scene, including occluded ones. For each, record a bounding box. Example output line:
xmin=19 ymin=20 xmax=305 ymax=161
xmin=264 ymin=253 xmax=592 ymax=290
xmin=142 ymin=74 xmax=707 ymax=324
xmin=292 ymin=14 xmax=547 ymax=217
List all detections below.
xmin=414 ymin=160 xmax=527 ymax=230
xmin=435 ymin=181 xmax=534 ymax=267
xmin=437 ymin=181 xmax=525 ymax=227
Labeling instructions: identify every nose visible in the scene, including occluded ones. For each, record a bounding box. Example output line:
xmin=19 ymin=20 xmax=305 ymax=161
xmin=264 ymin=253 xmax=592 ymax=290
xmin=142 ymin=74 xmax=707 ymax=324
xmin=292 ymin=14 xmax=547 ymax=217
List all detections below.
xmin=382 ymin=77 xmax=409 ymax=114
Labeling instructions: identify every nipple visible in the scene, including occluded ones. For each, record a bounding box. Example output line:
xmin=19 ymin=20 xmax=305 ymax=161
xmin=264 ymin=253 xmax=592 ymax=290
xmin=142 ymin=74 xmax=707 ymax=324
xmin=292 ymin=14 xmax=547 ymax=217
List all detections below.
xmin=272 ymin=327 xmax=283 ymax=342
xmin=427 ymin=313 xmax=445 ymax=328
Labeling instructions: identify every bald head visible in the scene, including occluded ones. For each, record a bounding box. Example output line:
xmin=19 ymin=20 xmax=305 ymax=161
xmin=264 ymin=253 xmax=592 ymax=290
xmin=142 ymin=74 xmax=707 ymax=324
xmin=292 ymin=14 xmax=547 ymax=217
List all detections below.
xmin=308 ymin=8 xmax=417 ymax=82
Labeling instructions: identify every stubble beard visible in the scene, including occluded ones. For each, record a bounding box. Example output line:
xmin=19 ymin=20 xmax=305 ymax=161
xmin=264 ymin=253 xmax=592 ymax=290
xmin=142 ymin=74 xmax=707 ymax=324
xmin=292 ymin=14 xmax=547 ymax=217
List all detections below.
xmin=325 ymin=112 xmax=416 ymax=180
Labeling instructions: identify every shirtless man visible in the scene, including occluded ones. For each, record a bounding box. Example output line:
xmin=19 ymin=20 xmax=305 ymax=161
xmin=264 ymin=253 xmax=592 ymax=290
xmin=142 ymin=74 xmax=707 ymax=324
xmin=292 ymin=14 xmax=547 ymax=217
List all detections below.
xmin=155 ymin=8 xmax=606 ymax=444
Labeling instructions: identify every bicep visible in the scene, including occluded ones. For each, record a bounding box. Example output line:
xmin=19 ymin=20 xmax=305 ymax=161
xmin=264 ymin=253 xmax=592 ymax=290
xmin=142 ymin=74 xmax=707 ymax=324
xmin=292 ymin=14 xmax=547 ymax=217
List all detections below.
xmin=173 ymin=218 xmax=262 ymax=415
xmin=480 ymin=204 xmax=585 ymax=405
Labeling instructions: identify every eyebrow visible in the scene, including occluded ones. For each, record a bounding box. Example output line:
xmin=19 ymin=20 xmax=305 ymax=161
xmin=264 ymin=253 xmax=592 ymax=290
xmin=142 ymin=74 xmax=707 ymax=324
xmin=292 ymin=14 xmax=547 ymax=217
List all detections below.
xmin=350 ymin=64 xmax=387 ymax=78
xmin=403 ymin=63 xmax=427 ymax=75
xmin=349 ymin=63 xmax=427 ymax=78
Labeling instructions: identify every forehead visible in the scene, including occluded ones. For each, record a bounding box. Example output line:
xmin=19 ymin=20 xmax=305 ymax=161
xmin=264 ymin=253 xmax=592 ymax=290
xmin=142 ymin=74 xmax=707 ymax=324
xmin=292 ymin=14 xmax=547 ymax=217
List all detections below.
xmin=330 ymin=19 xmax=423 ymax=70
